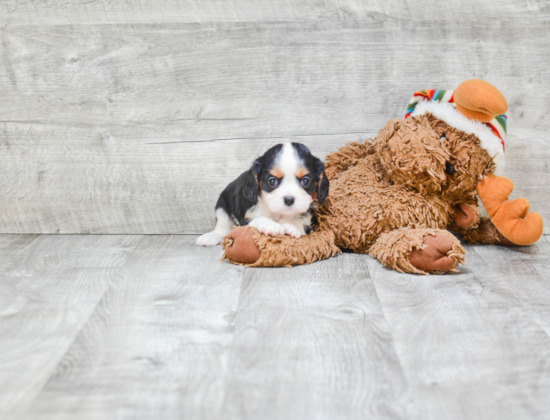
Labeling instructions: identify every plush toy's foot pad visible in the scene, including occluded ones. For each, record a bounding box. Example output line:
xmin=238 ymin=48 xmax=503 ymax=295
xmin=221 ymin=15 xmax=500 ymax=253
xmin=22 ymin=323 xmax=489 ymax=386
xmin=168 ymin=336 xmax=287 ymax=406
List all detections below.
xmin=370 ymin=228 xmax=466 ymax=275
xmin=409 ymin=232 xmax=461 ymax=273
xmin=222 ymin=227 xmax=261 ymax=264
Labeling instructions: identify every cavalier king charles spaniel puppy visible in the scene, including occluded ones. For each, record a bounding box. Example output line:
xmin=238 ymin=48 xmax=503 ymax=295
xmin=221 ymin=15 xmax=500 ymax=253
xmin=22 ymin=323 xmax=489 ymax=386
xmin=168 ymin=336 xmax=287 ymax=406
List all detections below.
xmin=196 ymin=142 xmax=329 ymax=246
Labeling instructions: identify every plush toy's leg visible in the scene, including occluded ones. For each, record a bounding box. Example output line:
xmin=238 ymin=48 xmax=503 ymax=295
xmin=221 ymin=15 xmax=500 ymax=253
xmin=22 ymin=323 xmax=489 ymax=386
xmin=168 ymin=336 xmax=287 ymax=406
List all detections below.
xmin=324 ymin=140 xmax=372 ymax=180
xmin=369 ymin=228 xmax=466 ymax=275
xmin=221 ymin=226 xmax=341 ymax=267
xmin=454 ymin=217 xmax=514 ymax=245
xmin=450 ymin=202 xmax=515 ymax=245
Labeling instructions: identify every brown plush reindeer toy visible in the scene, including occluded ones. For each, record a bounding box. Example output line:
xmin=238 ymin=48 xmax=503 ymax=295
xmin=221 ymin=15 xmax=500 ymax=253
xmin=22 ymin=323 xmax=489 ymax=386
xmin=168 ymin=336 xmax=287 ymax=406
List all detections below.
xmin=221 ymin=79 xmax=544 ymax=274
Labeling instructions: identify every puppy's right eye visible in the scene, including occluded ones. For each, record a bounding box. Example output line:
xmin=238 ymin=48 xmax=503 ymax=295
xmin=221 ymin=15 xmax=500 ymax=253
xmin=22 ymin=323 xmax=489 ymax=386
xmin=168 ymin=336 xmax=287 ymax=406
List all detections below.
xmin=268 ymin=177 xmax=279 ymax=187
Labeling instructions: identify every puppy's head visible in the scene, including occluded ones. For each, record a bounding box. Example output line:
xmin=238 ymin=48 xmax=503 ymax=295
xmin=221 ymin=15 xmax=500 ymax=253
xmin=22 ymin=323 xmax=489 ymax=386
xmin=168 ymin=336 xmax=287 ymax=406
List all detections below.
xmin=251 ymin=142 xmax=329 ymax=215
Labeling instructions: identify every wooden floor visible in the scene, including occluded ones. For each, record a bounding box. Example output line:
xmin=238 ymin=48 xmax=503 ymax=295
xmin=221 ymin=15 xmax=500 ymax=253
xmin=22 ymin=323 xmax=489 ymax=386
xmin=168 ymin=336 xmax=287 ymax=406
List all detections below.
xmin=1 ymin=234 xmax=550 ymax=420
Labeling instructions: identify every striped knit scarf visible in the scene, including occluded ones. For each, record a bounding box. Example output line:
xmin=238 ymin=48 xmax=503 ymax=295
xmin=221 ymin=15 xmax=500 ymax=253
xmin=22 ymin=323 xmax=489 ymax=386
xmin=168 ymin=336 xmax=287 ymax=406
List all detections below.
xmin=405 ymin=89 xmax=507 ymax=151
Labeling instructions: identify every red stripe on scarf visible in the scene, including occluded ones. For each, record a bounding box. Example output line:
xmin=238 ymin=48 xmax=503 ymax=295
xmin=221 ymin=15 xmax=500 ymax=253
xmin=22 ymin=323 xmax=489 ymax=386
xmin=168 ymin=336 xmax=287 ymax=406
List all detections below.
xmin=487 ymin=123 xmax=505 ymax=152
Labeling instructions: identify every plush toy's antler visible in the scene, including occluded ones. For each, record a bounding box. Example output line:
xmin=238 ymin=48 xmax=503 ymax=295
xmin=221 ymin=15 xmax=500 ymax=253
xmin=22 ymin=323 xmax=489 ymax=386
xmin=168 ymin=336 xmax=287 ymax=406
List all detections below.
xmin=477 ymin=175 xmax=543 ymax=245
xmin=453 ymin=80 xmax=543 ymax=245
xmin=454 ymin=79 xmax=508 ymax=122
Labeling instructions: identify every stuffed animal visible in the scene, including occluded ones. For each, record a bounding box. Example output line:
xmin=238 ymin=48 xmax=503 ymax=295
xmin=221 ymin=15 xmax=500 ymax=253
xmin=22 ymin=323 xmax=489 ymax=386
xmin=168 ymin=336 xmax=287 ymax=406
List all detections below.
xmin=220 ymin=80 xmax=544 ymax=274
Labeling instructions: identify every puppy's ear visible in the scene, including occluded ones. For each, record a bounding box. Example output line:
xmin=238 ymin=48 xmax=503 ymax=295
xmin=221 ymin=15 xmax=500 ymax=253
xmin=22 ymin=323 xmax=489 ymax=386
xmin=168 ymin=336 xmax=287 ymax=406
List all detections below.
xmin=252 ymin=159 xmax=262 ymax=179
xmin=243 ymin=159 xmax=262 ymax=203
xmin=316 ymin=160 xmax=329 ymax=205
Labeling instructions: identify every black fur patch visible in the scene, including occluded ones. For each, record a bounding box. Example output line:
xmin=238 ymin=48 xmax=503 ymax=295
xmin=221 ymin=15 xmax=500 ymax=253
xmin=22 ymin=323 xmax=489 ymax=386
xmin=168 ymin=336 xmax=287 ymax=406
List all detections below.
xmin=253 ymin=144 xmax=283 ymax=193
xmin=215 ymin=168 xmax=259 ymax=226
xmin=291 ymin=143 xmax=329 ymax=204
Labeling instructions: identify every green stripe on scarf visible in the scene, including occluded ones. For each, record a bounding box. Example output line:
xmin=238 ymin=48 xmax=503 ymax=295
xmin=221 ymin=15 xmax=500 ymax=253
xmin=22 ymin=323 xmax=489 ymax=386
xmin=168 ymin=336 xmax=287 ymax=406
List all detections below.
xmin=494 ymin=115 xmax=507 ymax=134
xmin=435 ymin=90 xmax=447 ymax=102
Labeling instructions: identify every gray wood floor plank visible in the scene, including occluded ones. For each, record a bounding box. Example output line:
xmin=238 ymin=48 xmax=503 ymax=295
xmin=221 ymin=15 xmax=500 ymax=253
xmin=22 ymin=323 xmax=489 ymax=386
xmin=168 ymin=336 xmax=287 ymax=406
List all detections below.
xmin=24 ymin=235 xmax=243 ymax=420
xmin=2 ymin=0 xmax=549 ymax=25
xmin=221 ymin=253 xmax=414 ymax=420
xmin=0 ymin=234 xmax=142 ymax=420
xmin=367 ymin=242 xmax=550 ymax=420
xmin=2 ymin=234 xmax=550 ymax=419
xmin=468 ymin=237 xmax=550 ymax=337
xmin=1 ymin=19 xmax=549 ymax=234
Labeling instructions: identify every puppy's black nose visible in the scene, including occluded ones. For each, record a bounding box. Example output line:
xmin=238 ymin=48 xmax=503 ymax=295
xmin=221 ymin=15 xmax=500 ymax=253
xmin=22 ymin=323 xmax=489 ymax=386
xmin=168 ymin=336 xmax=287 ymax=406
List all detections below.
xmin=284 ymin=196 xmax=295 ymax=207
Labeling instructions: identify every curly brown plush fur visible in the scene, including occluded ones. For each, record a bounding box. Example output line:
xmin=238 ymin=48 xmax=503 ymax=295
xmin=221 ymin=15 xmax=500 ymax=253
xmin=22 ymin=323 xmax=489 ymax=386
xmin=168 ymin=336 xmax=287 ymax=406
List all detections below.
xmin=221 ymin=111 xmax=542 ymax=274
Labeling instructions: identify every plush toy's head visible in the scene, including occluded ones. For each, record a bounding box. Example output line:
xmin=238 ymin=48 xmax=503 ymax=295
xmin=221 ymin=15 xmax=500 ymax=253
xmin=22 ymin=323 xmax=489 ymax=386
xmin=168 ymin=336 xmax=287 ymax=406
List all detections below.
xmin=374 ymin=79 xmax=508 ymax=202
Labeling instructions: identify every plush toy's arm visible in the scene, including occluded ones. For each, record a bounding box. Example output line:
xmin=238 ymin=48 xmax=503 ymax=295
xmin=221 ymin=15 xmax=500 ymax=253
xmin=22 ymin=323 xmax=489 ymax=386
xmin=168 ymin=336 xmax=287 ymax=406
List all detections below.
xmin=221 ymin=226 xmax=340 ymax=267
xmin=324 ymin=141 xmax=372 ymax=180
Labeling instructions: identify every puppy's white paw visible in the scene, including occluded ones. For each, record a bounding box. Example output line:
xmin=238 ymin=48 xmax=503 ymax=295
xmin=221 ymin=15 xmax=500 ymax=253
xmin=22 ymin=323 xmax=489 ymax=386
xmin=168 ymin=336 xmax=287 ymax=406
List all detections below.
xmin=249 ymin=218 xmax=285 ymax=236
xmin=282 ymin=223 xmax=302 ymax=238
xmin=196 ymin=231 xmax=223 ymax=247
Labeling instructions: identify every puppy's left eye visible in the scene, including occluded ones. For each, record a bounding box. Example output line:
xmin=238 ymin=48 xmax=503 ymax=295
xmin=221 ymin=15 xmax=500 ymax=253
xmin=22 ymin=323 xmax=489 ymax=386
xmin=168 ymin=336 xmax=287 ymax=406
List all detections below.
xmin=300 ymin=177 xmax=311 ymax=188
xmin=268 ymin=177 xmax=279 ymax=187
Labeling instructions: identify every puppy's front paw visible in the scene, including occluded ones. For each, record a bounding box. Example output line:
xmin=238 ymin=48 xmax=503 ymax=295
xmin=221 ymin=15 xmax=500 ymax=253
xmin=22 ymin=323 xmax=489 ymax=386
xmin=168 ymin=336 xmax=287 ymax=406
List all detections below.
xmin=249 ymin=218 xmax=285 ymax=236
xmin=281 ymin=223 xmax=302 ymax=238
xmin=196 ymin=231 xmax=223 ymax=247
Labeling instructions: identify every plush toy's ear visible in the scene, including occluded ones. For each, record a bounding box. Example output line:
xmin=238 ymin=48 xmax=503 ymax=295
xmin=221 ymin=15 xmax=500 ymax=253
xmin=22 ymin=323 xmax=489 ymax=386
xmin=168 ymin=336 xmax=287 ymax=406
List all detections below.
xmin=375 ymin=119 xmax=401 ymax=146
xmin=316 ymin=160 xmax=329 ymax=205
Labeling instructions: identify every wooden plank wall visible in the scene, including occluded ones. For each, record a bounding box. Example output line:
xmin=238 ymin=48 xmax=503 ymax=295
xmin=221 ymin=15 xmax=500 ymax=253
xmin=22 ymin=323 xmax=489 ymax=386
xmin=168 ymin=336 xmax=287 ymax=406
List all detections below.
xmin=1 ymin=1 xmax=549 ymax=234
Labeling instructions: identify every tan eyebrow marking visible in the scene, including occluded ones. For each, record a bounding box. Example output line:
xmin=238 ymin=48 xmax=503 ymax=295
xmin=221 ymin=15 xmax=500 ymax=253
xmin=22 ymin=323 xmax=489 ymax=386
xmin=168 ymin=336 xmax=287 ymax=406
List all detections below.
xmin=270 ymin=167 xmax=284 ymax=178
xmin=295 ymin=168 xmax=308 ymax=178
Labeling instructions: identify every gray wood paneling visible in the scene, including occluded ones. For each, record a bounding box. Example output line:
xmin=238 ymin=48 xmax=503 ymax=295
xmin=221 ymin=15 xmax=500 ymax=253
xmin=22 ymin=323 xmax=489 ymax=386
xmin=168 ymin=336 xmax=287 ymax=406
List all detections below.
xmin=2 ymin=0 xmax=550 ymax=25
xmin=22 ymin=235 xmax=243 ymax=420
xmin=0 ymin=127 xmax=548 ymax=234
xmin=0 ymin=234 xmax=141 ymax=420
xmin=0 ymin=4 xmax=549 ymax=233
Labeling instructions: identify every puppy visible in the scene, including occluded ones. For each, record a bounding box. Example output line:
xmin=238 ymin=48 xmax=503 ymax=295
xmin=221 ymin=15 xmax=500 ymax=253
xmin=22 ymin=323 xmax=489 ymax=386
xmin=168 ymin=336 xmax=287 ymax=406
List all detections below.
xmin=196 ymin=142 xmax=329 ymax=246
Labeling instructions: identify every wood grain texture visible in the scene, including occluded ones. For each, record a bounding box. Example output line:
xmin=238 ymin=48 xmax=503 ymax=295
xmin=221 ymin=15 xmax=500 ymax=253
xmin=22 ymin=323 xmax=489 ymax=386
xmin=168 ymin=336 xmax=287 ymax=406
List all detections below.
xmin=23 ymin=235 xmax=243 ymax=420
xmin=0 ymin=15 xmax=550 ymax=233
xmin=0 ymin=127 xmax=548 ymax=234
xmin=0 ymin=5 xmax=549 ymax=234
xmin=1 ymin=0 xmax=549 ymax=25
xmin=2 ymin=233 xmax=550 ymax=419
xmin=468 ymin=236 xmax=550 ymax=337
xmin=367 ymin=241 xmax=550 ymax=420
xmin=221 ymin=254 xmax=412 ymax=420
xmin=0 ymin=234 xmax=141 ymax=420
